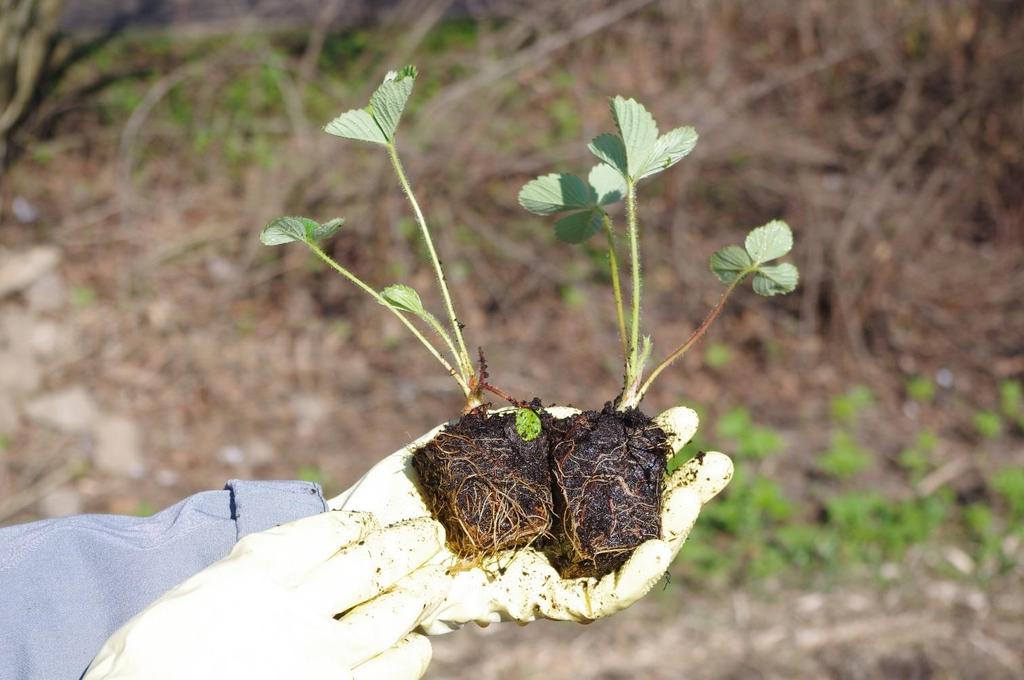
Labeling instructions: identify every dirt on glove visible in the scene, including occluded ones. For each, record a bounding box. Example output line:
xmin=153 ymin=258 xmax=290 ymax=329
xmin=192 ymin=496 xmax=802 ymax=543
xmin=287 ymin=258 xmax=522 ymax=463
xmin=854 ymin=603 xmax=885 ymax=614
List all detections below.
xmin=413 ymin=403 xmax=668 ymax=578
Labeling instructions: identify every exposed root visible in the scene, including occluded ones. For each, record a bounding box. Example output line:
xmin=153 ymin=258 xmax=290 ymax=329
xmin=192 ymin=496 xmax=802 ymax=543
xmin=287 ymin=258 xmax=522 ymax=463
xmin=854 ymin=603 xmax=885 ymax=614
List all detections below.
xmin=414 ymin=403 xmax=669 ymax=578
xmin=413 ymin=406 xmax=554 ymax=558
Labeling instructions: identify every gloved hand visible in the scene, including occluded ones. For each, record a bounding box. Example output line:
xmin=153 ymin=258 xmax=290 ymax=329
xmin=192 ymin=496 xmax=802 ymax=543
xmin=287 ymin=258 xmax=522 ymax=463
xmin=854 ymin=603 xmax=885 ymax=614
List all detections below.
xmin=84 ymin=511 xmax=450 ymax=680
xmin=330 ymin=406 xmax=733 ymax=633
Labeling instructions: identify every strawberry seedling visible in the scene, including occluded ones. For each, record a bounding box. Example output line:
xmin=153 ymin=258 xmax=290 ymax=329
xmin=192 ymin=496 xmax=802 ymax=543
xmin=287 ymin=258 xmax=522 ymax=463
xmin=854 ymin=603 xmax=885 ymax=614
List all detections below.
xmin=261 ymin=67 xmax=799 ymax=578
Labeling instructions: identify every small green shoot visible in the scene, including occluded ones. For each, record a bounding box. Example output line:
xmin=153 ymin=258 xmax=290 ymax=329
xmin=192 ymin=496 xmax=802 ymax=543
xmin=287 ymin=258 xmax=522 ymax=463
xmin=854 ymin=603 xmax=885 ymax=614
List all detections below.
xmin=635 ymin=220 xmax=797 ymax=403
xmin=515 ymin=408 xmax=542 ymax=442
xmin=269 ymin=73 xmax=802 ymax=419
xmin=324 ymin=65 xmax=475 ymax=392
xmin=521 ymin=95 xmax=797 ymax=410
xmin=262 ymin=66 xmax=480 ymax=404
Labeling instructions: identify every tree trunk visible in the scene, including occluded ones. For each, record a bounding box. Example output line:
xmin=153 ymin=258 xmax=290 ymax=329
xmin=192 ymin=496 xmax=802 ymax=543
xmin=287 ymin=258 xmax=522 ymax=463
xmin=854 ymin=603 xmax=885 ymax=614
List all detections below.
xmin=0 ymin=0 xmax=63 ymax=170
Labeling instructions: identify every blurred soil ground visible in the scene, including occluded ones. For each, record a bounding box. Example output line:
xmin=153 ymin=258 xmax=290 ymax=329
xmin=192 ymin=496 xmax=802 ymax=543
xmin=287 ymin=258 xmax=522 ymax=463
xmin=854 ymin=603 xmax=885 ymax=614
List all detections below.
xmin=1 ymin=0 xmax=1023 ymax=677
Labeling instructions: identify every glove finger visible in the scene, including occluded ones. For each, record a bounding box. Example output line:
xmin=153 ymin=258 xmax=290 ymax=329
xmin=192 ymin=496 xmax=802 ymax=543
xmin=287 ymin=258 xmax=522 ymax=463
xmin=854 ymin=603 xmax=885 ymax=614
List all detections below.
xmin=332 ymin=564 xmax=452 ymax=668
xmin=331 ymin=449 xmax=435 ymax=524
xmin=351 ymin=634 xmax=432 ymax=680
xmin=660 ymin=481 xmax=703 ymax=553
xmin=488 ymin=538 xmax=669 ymax=624
xmin=585 ymin=538 xmax=672 ymax=619
xmin=665 ymin=450 xmax=733 ymax=502
xmin=230 ymin=511 xmax=380 ymax=583
xmin=654 ymin=406 xmax=699 ymax=454
xmin=546 ymin=453 xmax=732 ymax=621
xmin=297 ymin=517 xmax=445 ymax=617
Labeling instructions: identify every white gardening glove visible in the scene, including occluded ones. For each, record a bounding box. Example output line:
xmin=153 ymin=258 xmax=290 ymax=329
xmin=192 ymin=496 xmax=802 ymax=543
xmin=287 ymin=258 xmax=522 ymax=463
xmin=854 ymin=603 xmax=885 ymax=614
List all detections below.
xmin=85 ymin=511 xmax=451 ymax=680
xmin=331 ymin=406 xmax=732 ymax=633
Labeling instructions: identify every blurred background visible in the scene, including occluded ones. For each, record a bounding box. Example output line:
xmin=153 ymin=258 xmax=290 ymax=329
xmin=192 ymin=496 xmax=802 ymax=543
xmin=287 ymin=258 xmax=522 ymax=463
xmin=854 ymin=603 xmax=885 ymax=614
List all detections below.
xmin=1 ymin=0 xmax=1022 ymax=677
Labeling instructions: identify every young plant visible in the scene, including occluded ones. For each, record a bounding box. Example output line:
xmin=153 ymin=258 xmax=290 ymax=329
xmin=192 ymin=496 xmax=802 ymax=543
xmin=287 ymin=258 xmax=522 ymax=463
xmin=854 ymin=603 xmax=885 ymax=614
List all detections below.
xmin=260 ymin=67 xmax=481 ymax=406
xmin=262 ymin=74 xmax=784 ymax=580
xmin=513 ymin=96 xmax=799 ymax=576
xmin=520 ymin=97 xmax=799 ymax=410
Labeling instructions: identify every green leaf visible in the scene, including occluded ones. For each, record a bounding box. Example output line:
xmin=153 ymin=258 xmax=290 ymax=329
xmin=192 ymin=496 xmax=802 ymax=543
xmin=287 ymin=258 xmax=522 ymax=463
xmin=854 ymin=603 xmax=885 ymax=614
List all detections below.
xmin=587 ymin=133 xmax=628 ymax=177
xmin=260 ymin=217 xmax=344 ymax=246
xmin=752 ymin=263 xmax=799 ymax=296
xmin=515 ymin=408 xmax=542 ymax=442
xmin=610 ymin=96 xmax=658 ymax=179
xmin=310 ymin=218 xmax=344 ymax=241
xmin=369 ymin=65 xmax=417 ymax=141
xmin=638 ymin=126 xmax=698 ymax=180
xmin=518 ymin=173 xmax=592 ymax=215
xmin=709 ymin=245 xmax=753 ymax=283
xmin=324 ymin=109 xmax=388 ymax=145
xmin=381 ymin=284 xmax=427 ymax=316
xmin=261 ymin=216 xmax=318 ymax=246
xmin=744 ymin=220 xmax=793 ymax=263
xmin=588 ymin=163 xmax=626 ymax=206
xmin=554 ymin=209 xmax=602 ymax=244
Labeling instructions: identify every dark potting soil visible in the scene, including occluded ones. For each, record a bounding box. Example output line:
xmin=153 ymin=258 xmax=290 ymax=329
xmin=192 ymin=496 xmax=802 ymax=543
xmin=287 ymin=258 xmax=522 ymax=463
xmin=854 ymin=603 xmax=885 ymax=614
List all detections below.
xmin=412 ymin=406 xmax=554 ymax=557
xmin=414 ymin=403 xmax=669 ymax=578
xmin=548 ymin=405 xmax=668 ymax=578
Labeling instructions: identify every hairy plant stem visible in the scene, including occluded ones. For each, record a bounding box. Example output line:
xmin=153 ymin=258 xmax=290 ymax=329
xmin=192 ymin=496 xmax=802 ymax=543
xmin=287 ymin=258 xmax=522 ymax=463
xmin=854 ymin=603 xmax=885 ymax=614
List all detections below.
xmin=616 ymin=178 xmax=645 ymax=409
xmin=387 ymin=143 xmax=475 ymax=384
xmin=626 ymin=180 xmax=642 ymax=372
xmin=603 ymin=214 xmax=628 ymax=364
xmin=307 ymin=242 xmax=471 ymax=397
xmin=631 ymin=277 xmax=742 ymax=405
xmin=420 ymin=313 xmax=464 ymax=380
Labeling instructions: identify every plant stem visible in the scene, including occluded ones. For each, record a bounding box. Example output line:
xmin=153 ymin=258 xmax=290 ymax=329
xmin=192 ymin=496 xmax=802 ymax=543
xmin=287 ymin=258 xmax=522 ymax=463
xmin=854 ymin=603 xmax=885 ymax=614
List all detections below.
xmin=387 ymin=143 xmax=474 ymax=381
xmin=603 ymin=214 xmax=629 ymax=365
xmin=625 ymin=179 xmax=643 ymax=383
xmin=631 ymin=277 xmax=742 ymax=404
xmin=307 ymin=242 xmax=471 ymax=397
xmin=421 ymin=312 xmax=464 ymax=378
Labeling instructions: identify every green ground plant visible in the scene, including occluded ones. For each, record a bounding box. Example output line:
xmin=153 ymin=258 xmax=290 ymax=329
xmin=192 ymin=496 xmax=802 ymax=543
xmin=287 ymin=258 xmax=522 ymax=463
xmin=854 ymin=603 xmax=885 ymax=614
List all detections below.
xmin=672 ymin=381 xmax=1024 ymax=585
xmin=898 ymin=430 xmax=939 ymax=482
xmin=973 ymin=410 xmax=1002 ymax=440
